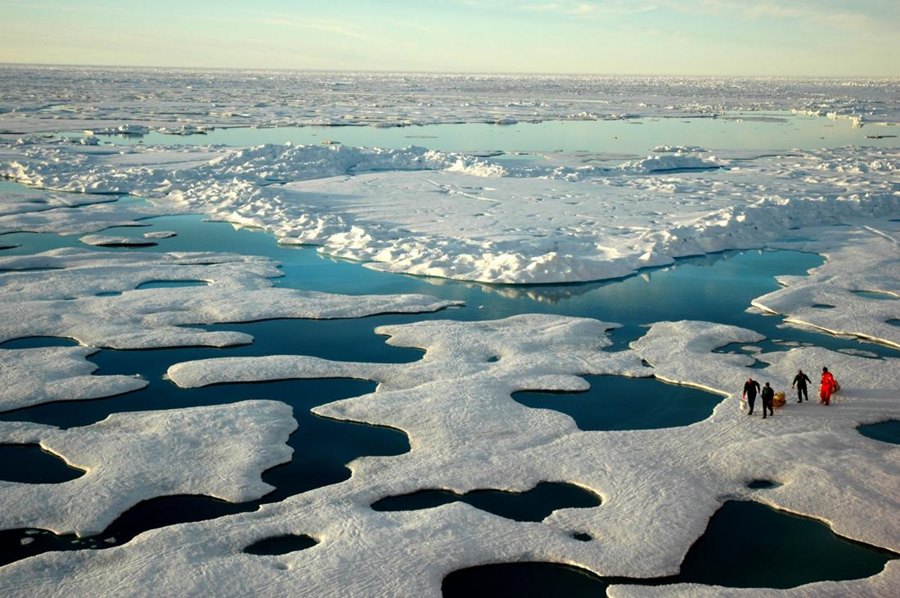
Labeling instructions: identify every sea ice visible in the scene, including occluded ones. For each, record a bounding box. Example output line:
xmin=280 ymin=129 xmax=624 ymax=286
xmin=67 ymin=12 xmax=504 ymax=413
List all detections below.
xmin=2 ymin=315 xmax=896 ymax=596
xmin=0 ymin=67 xmax=897 ymax=596
xmin=0 ymin=186 xmax=117 ymax=217
xmin=1 ymin=68 xmax=897 ymax=134
xmin=608 ymin=561 xmax=900 ymax=597
xmin=0 ymin=248 xmax=459 ymax=349
xmin=0 ymin=346 xmax=147 ymax=412
xmin=142 ymin=230 xmax=176 ymax=239
xmin=0 ymin=401 xmax=295 ymax=537
xmin=0 ymin=199 xmax=164 ymax=236
xmin=2 ymin=140 xmax=895 ymax=300
xmin=79 ymin=234 xmax=157 ymax=247
xmin=755 ymin=227 xmax=899 ymax=348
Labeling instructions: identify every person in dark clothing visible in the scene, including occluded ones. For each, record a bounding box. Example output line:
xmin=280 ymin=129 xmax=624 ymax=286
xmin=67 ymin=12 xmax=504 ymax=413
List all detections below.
xmin=792 ymin=370 xmax=811 ymax=403
xmin=761 ymin=382 xmax=775 ymax=418
xmin=743 ymin=378 xmax=761 ymax=416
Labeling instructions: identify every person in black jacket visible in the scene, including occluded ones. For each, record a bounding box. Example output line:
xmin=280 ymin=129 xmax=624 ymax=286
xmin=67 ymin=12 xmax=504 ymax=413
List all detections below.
xmin=761 ymin=382 xmax=775 ymax=419
xmin=792 ymin=370 xmax=811 ymax=403
xmin=743 ymin=378 xmax=761 ymax=416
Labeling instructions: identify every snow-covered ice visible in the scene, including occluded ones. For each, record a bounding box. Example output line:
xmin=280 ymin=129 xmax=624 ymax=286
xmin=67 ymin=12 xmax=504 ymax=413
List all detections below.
xmin=1 ymin=141 xmax=895 ymax=293
xmin=2 ymin=132 xmax=896 ymax=351
xmin=0 ymin=186 xmax=117 ymax=217
xmin=0 ymin=198 xmax=164 ymax=235
xmin=609 ymin=563 xmax=900 ymax=597
xmin=142 ymin=230 xmax=176 ymax=239
xmin=1 ymin=67 xmax=898 ymax=135
xmin=1 ymin=315 xmax=896 ymax=596
xmin=0 ymin=346 xmax=147 ymax=412
xmin=79 ymin=234 xmax=157 ymax=247
xmin=0 ymin=67 xmax=897 ymax=596
xmin=0 ymin=248 xmax=459 ymax=349
xmin=0 ymin=400 xmax=295 ymax=537
xmin=754 ymin=227 xmax=899 ymax=348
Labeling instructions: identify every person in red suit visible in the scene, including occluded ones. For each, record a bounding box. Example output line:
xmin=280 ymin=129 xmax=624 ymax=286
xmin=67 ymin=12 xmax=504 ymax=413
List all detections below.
xmin=819 ymin=367 xmax=837 ymax=405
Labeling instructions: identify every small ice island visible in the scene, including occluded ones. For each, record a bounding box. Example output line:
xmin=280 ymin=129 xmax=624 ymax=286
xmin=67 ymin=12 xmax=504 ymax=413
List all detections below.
xmin=0 ymin=68 xmax=897 ymax=597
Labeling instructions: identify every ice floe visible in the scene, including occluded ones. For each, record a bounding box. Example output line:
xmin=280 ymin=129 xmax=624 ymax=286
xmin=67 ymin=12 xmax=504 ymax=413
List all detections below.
xmin=1 ymin=314 xmax=896 ymax=595
xmin=0 ymin=400 xmax=295 ymax=536
xmin=1 ymin=139 xmax=896 ymax=300
xmin=0 ymin=186 xmax=117 ymax=217
xmin=0 ymin=248 xmax=459 ymax=349
xmin=755 ymin=227 xmax=899 ymax=348
xmin=0 ymin=346 xmax=146 ymax=412
xmin=617 ymin=153 xmax=721 ymax=173
xmin=79 ymin=234 xmax=158 ymax=247
xmin=0 ymin=198 xmax=164 ymax=236
xmin=142 ymin=230 xmax=176 ymax=239
xmin=1 ymin=67 xmax=898 ymax=135
xmin=608 ymin=562 xmax=900 ymax=597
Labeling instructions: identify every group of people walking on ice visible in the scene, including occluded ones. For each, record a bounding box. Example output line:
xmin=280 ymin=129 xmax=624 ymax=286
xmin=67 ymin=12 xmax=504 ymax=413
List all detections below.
xmin=741 ymin=367 xmax=838 ymax=418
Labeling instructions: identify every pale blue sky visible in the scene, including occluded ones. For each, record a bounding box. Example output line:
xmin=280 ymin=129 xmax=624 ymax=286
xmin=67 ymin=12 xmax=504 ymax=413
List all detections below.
xmin=1 ymin=0 xmax=897 ymax=76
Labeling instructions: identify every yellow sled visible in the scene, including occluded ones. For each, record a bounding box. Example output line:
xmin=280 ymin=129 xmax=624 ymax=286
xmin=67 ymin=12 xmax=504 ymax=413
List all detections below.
xmin=773 ymin=391 xmax=786 ymax=409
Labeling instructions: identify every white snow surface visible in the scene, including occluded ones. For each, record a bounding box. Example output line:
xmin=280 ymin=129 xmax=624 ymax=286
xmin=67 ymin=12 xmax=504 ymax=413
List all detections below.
xmin=0 ymin=197 xmax=165 ymax=235
xmin=0 ymin=186 xmax=117 ymax=217
xmin=1 ymin=69 xmax=898 ymax=596
xmin=142 ymin=230 xmax=176 ymax=239
xmin=753 ymin=227 xmax=900 ymax=348
xmin=1 ymin=67 xmax=898 ymax=135
xmin=79 ymin=234 xmax=157 ymax=247
xmin=0 ymin=248 xmax=459 ymax=348
xmin=2 ymin=136 xmax=897 ymax=348
xmin=2 ymin=315 xmax=896 ymax=596
xmin=0 ymin=400 xmax=296 ymax=537
xmin=2 ymin=142 xmax=897 ymax=290
xmin=0 ymin=346 xmax=147 ymax=412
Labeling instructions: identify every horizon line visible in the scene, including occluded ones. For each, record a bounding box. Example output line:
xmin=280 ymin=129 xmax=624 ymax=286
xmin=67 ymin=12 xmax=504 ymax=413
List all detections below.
xmin=1 ymin=61 xmax=897 ymax=81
